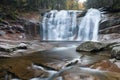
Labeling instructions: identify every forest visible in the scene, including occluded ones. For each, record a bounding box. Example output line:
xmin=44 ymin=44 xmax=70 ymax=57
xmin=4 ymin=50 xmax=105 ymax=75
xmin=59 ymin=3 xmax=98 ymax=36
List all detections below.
xmin=0 ymin=0 xmax=120 ymax=12
xmin=86 ymin=0 xmax=120 ymax=12
xmin=0 ymin=0 xmax=79 ymax=11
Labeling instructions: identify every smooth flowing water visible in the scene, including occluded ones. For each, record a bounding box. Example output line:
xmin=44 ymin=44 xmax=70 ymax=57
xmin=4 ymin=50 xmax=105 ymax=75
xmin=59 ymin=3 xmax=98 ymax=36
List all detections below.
xmin=77 ymin=9 xmax=101 ymax=41
xmin=41 ymin=9 xmax=101 ymax=41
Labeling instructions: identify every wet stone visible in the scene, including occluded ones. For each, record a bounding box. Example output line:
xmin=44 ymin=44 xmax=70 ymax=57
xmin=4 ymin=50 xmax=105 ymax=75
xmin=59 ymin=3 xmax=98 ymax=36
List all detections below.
xmin=76 ymin=41 xmax=106 ymax=52
xmin=111 ymin=46 xmax=120 ymax=60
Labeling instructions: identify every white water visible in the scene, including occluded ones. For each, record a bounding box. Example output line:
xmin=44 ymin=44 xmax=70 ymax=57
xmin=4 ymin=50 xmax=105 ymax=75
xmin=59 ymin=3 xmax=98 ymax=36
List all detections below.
xmin=77 ymin=9 xmax=101 ymax=41
xmin=41 ymin=9 xmax=101 ymax=41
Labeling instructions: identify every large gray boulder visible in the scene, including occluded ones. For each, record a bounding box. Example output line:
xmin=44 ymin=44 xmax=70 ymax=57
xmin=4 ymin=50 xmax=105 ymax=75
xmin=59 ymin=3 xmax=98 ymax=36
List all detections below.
xmin=76 ymin=41 xmax=106 ymax=52
xmin=111 ymin=46 xmax=120 ymax=60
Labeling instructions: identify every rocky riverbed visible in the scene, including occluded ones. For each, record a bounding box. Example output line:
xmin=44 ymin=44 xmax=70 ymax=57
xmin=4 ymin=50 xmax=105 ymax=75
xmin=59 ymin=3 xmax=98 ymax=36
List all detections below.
xmin=0 ymin=40 xmax=120 ymax=80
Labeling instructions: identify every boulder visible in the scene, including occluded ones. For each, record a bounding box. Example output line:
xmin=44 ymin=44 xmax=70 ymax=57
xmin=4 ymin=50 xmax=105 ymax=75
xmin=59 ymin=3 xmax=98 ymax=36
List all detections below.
xmin=0 ymin=43 xmax=27 ymax=53
xmin=17 ymin=43 xmax=27 ymax=49
xmin=111 ymin=46 xmax=120 ymax=60
xmin=76 ymin=41 xmax=106 ymax=52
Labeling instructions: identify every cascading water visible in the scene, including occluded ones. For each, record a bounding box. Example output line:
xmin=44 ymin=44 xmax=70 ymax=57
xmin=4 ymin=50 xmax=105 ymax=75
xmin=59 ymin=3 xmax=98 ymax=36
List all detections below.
xmin=41 ymin=9 xmax=101 ymax=41
xmin=77 ymin=9 xmax=101 ymax=41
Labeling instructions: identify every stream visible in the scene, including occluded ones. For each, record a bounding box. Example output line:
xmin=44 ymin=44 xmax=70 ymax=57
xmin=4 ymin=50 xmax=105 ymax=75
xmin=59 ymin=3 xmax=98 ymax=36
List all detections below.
xmin=1 ymin=45 xmax=118 ymax=80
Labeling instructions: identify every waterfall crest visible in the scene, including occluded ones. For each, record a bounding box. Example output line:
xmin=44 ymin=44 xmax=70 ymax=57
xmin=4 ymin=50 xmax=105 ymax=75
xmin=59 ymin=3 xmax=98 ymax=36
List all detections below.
xmin=41 ymin=9 xmax=101 ymax=41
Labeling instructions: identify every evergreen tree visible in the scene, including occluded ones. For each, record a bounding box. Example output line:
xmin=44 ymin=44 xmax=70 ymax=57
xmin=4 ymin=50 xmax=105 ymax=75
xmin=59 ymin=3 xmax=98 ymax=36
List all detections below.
xmin=85 ymin=0 xmax=120 ymax=12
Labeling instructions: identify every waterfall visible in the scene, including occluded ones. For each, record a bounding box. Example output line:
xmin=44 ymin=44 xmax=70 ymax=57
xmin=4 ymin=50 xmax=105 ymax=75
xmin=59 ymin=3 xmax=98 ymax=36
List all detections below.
xmin=77 ymin=9 xmax=101 ymax=41
xmin=41 ymin=9 xmax=101 ymax=41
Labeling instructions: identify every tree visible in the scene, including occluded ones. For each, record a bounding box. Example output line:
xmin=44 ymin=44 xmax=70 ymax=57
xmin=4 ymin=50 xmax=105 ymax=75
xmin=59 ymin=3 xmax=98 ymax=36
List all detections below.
xmin=85 ymin=0 xmax=120 ymax=12
xmin=66 ymin=0 xmax=79 ymax=10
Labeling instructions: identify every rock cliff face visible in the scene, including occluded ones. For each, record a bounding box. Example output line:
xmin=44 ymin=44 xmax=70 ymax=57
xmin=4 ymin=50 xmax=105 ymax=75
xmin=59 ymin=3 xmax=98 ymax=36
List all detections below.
xmin=0 ymin=12 xmax=40 ymax=40
xmin=99 ymin=12 xmax=120 ymax=34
